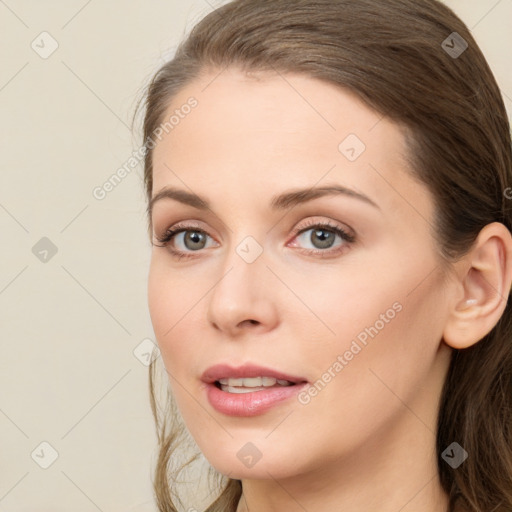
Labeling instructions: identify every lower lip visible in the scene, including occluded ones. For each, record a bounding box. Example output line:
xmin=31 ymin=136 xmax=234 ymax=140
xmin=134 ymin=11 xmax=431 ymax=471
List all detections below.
xmin=205 ymin=382 xmax=308 ymax=417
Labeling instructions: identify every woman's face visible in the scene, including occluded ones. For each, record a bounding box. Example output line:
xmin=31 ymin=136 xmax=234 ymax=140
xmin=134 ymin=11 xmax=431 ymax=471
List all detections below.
xmin=148 ymin=68 xmax=454 ymax=479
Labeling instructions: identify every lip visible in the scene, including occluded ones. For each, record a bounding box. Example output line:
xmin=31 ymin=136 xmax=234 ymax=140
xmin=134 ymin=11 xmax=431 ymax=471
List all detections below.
xmin=201 ymin=363 xmax=307 ymax=384
xmin=201 ymin=363 xmax=309 ymax=417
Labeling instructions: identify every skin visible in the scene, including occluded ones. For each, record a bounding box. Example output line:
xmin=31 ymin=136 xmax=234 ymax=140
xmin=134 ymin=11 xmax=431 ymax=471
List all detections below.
xmin=147 ymin=68 xmax=512 ymax=512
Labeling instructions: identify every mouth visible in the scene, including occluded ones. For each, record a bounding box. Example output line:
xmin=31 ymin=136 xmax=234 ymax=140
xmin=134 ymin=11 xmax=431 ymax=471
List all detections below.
xmin=214 ymin=376 xmax=298 ymax=393
xmin=202 ymin=364 xmax=309 ymax=416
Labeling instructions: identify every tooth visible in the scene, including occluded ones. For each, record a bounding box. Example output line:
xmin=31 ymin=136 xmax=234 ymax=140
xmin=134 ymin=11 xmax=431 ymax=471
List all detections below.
xmin=221 ymin=385 xmax=266 ymax=394
xmin=218 ymin=376 xmax=294 ymax=390
xmin=241 ymin=377 xmax=262 ymax=387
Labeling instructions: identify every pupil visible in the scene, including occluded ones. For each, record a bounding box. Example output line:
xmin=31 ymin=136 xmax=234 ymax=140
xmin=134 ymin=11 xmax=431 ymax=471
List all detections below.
xmin=186 ymin=231 xmax=205 ymax=250
xmin=312 ymin=229 xmax=334 ymax=249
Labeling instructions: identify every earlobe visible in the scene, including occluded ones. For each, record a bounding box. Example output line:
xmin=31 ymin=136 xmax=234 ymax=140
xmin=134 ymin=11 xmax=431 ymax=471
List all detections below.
xmin=443 ymin=222 xmax=512 ymax=350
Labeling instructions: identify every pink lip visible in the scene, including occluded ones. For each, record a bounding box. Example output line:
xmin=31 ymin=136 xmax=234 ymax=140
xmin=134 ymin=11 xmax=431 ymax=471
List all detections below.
xmin=201 ymin=363 xmax=307 ymax=384
xmin=201 ymin=363 xmax=308 ymax=417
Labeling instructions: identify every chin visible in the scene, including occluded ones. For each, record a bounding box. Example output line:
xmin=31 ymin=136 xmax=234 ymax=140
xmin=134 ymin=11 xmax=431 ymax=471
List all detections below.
xmin=200 ymin=442 xmax=305 ymax=481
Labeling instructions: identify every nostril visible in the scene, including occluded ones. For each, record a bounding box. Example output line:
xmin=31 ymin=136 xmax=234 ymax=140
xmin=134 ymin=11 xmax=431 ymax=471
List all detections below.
xmin=238 ymin=319 xmax=259 ymax=328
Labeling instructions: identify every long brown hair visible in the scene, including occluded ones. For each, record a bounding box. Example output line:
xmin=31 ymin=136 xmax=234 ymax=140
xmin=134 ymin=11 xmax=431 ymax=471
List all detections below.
xmin=139 ymin=1 xmax=512 ymax=510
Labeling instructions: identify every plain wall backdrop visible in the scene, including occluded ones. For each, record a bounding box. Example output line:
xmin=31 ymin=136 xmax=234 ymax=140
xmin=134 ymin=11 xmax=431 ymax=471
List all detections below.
xmin=0 ymin=1 xmax=511 ymax=510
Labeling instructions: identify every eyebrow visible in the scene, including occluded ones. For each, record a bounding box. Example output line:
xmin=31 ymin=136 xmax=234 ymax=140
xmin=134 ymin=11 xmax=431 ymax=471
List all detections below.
xmin=148 ymin=184 xmax=380 ymax=217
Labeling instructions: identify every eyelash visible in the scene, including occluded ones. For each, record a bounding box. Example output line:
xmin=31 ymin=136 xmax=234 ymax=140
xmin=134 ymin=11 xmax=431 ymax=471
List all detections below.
xmin=153 ymin=219 xmax=356 ymax=261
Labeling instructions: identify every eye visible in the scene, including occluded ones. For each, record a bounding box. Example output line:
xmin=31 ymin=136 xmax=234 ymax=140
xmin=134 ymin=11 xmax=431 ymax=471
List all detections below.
xmin=153 ymin=219 xmax=355 ymax=260
xmin=289 ymin=219 xmax=355 ymax=256
xmin=153 ymin=222 xmax=217 ymax=259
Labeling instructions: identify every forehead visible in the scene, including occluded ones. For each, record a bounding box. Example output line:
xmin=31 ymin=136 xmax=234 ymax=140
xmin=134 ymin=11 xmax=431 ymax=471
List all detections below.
xmin=150 ymin=68 xmax=431 ymax=223
xmin=153 ymin=68 xmax=390 ymax=169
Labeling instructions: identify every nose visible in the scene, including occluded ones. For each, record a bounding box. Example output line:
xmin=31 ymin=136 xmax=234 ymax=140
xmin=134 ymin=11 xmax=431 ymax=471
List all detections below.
xmin=206 ymin=247 xmax=279 ymax=338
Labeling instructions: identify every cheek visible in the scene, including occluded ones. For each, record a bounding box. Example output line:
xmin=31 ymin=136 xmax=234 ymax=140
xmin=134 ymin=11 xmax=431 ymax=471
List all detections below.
xmin=147 ymin=259 xmax=194 ymax=362
xmin=282 ymin=263 xmax=403 ymax=360
xmin=147 ymin=256 xmax=215 ymax=393
xmin=147 ymin=263 xmax=172 ymax=340
xmin=312 ymin=273 xmax=447 ymax=418
xmin=297 ymin=258 xmax=447 ymax=405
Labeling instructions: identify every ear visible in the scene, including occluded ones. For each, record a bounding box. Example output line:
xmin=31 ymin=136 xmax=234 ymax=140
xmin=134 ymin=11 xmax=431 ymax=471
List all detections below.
xmin=443 ymin=222 xmax=512 ymax=349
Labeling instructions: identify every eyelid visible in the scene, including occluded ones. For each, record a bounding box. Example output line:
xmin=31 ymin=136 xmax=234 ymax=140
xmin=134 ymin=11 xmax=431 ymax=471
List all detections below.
xmin=154 ymin=219 xmax=209 ymax=239
xmin=290 ymin=217 xmax=355 ymax=241
xmin=153 ymin=220 xmax=217 ymax=247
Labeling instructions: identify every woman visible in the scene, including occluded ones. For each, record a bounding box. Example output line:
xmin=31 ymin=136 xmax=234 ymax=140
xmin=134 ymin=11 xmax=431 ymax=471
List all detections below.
xmin=139 ymin=0 xmax=512 ymax=510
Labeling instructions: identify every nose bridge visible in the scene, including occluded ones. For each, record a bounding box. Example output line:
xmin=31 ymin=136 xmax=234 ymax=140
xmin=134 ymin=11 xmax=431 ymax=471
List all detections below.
xmin=214 ymin=233 xmax=267 ymax=307
xmin=206 ymin=232 xmax=278 ymax=332
xmin=217 ymin=211 xmax=269 ymax=279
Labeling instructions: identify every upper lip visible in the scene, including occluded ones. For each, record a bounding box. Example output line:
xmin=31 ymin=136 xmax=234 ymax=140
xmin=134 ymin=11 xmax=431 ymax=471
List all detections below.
xmin=201 ymin=363 xmax=308 ymax=384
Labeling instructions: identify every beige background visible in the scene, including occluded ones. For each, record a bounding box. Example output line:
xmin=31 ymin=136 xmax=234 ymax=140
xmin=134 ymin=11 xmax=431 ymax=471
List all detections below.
xmin=0 ymin=1 xmax=510 ymax=511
